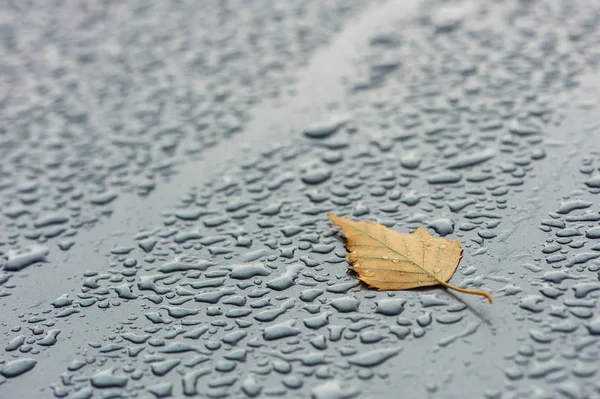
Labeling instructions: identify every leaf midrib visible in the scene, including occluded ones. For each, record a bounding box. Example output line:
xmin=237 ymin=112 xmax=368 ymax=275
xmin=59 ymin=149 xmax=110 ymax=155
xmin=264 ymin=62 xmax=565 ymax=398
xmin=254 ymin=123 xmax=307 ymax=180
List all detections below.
xmin=346 ymin=223 xmax=443 ymax=283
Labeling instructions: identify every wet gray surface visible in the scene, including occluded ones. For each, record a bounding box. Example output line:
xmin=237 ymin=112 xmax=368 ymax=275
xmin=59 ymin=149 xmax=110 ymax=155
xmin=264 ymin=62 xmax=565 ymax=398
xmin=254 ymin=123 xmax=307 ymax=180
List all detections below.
xmin=2 ymin=0 xmax=600 ymax=398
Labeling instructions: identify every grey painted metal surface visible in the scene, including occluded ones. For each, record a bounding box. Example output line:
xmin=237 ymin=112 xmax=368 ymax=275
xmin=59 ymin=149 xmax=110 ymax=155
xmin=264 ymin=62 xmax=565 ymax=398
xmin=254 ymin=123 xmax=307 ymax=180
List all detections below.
xmin=2 ymin=0 xmax=600 ymax=398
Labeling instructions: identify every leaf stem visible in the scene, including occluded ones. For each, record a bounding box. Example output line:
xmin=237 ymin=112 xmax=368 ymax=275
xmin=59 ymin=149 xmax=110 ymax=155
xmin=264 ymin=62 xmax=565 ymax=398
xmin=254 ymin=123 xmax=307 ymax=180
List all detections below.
xmin=437 ymin=280 xmax=493 ymax=303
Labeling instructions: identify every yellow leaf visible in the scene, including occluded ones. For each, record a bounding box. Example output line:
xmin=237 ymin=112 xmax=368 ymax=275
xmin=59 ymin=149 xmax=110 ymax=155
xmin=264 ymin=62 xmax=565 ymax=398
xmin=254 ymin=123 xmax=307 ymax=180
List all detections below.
xmin=328 ymin=213 xmax=493 ymax=303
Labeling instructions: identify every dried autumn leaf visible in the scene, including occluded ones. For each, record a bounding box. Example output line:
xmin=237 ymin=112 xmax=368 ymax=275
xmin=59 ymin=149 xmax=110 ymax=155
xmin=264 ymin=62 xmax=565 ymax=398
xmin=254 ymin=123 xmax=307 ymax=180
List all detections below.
xmin=328 ymin=213 xmax=493 ymax=303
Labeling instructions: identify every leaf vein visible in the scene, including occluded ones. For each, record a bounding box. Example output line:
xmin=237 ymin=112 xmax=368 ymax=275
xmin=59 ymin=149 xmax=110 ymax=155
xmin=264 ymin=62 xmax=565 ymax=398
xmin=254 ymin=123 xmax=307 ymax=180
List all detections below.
xmin=343 ymin=223 xmax=424 ymax=271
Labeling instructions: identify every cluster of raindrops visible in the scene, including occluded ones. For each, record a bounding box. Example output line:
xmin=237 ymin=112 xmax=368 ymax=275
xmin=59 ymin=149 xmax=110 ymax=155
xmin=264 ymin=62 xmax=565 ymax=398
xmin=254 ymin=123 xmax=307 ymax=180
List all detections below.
xmin=4 ymin=0 xmax=600 ymax=398
xmin=498 ymin=154 xmax=600 ymax=398
xmin=0 ymin=0 xmax=371 ymax=259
